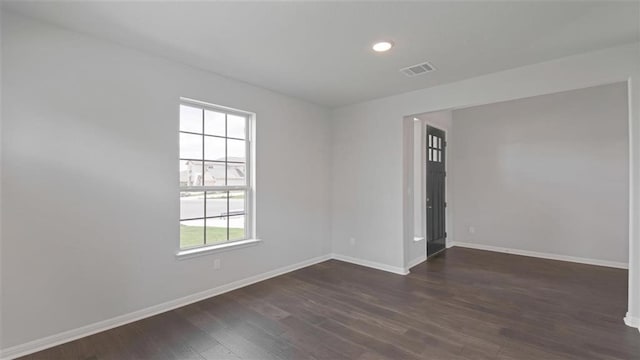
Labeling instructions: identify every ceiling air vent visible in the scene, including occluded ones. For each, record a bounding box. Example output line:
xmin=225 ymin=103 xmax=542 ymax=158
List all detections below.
xmin=400 ymin=61 xmax=436 ymax=77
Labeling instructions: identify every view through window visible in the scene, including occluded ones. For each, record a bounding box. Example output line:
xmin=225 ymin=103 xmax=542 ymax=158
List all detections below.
xmin=179 ymin=100 xmax=251 ymax=249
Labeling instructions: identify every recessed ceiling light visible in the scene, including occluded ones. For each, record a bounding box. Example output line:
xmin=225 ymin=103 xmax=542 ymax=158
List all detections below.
xmin=372 ymin=41 xmax=393 ymax=52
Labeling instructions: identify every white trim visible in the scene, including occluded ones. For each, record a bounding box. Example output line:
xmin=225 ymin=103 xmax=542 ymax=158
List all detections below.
xmin=177 ymin=185 xmax=248 ymax=191
xmin=624 ymin=312 xmax=640 ymax=330
xmin=0 ymin=253 xmax=332 ymax=360
xmin=406 ymin=254 xmax=427 ymax=270
xmin=180 ymin=97 xmax=254 ymax=117
xmin=331 ymin=253 xmax=409 ymax=275
xmin=625 ymin=75 xmax=639 ymax=328
xmin=176 ymin=238 xmax=262 ymax=259
xmin=451 ymin=242 xmax=628 ymax=269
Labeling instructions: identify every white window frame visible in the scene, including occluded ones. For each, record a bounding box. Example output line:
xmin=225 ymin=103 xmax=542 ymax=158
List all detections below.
xmin=177 ymin=97 xmax=258 ymax=258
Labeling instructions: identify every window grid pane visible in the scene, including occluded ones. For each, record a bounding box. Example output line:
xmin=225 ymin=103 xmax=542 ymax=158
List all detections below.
xmin=204 ymin=110 xmax=225 ymax=136
xmin=179 ymin=132 xmax=203 ymax=160
xmin=180 ymin=191 xmax=205 ymax=220
xmin=205 ymin=216 xmax=228 ymax=244
xmin=204 ymin=161 xmax=226 ymax=186
xmin=228 ymin=215 xmax=246 ymax=241
xmin=204 ymin=136 xmax=226 ymax=161
xmin=180 ymin=219 xmax=205 ymax=249
xmin=205 ymin=191 xmax=227 ymax=218
xmin=179 ymin=105 xmax=203 ymax=133
xmin=227 ymin=114 xmax=247 ymax=139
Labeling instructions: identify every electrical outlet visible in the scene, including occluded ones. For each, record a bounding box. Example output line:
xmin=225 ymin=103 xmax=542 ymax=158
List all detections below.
xmin=349 ymin=237 xmax=356 ymax=246
xmin=213 ymin=258 xmax=221 ymax=270
xmin=468 ymin=226 xmax=476 ymax=234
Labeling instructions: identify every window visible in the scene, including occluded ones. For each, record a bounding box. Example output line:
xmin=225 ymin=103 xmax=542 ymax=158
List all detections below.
xmin=179 ymin=99 xmax=252 ymax=250
xmin=428 ymin=134 xmax=443 ymax=163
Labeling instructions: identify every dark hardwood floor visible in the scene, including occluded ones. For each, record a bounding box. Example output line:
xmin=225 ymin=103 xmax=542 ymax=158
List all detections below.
xmin=19 ymin=247 xmax=640 ymax=359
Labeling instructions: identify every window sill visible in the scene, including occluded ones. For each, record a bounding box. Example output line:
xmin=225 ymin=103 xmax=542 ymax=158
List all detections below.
xmin=413 ymin=236 xmax=425 ymax=242
xmin=176 ymin=238 xmax=262 ymax=260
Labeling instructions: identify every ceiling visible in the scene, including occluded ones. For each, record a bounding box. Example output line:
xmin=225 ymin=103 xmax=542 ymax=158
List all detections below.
xmin=4 ymin=1 xmax=639 ymax=107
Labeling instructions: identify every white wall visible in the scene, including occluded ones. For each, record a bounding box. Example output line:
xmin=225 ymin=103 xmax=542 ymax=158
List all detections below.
xmin=452 ymin=83 xmax=628 ymax=263
xmin=330 ymin=42 xmax=640 ymax=323
xmin=1 ymin=12 xmax=332 ymax=349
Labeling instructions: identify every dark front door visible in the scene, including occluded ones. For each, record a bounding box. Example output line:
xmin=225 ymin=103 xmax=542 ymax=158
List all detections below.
xmin=426 ymin=126 xmax=446 ymax=257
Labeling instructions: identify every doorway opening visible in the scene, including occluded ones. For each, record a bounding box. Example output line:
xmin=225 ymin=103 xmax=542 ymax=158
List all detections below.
xmin=426 ymin=125 xmax=447 ymax=258
xmin=404 ymin=110 xmax=452 ymax=269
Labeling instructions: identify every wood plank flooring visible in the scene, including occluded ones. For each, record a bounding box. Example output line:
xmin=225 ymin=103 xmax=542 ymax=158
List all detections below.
xmin=19 ymin=248 xmax=640 ymax=359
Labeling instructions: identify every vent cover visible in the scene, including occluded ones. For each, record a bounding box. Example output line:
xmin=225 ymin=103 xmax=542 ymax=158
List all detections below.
xmin=400 ymin=61 xmax=436 ymax=77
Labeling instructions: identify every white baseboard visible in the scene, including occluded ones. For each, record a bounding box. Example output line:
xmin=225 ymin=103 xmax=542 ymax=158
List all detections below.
xmin=331 ymin=253 xmax=409 ymax=275
xmin=624 ymin=312 xmax=640 ymax=330
xmin=451 ymin=242 xmax=628 ymax=269
xmin=0 ymin=253 xmax=332 ymax=360
xmin=406 ymin=254 xmax=427 ymax=270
